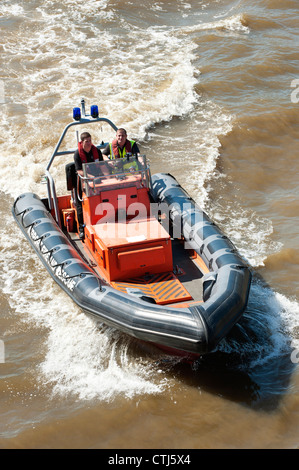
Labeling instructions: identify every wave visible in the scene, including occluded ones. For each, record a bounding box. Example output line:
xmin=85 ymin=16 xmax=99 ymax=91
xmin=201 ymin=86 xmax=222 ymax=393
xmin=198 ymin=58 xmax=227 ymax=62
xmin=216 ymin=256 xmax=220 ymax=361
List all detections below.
xmin=219 ymin=278 xmax=299 ymax=360
xmin=180 ymin=13 xmax=250 ymax=35
xmin=207 ymin=193 xmax=283 ymax=268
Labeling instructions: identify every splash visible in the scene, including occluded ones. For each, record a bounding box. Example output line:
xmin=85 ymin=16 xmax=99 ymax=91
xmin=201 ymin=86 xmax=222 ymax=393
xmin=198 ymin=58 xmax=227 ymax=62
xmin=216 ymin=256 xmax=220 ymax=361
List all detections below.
xmin=218 ymin=278 xmax=299 ymax=371
xmin=40 ymin=314 xmax=167 ymax=402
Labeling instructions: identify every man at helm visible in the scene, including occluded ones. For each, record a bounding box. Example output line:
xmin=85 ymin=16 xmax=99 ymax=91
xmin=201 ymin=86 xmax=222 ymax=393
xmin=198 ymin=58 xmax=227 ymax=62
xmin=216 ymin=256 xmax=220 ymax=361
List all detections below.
xmin=102 ymin=128 xmax=140 ymax=172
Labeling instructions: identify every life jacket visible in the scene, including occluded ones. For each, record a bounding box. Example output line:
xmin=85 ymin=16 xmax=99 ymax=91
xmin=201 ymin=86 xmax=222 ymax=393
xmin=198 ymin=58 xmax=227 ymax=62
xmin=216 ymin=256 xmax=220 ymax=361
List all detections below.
xmin=110 ymin=139 xmax=135 ymax=159
xmin=110 ymin=139 xmax=138 ymax=172
xmin=78 ymin=141 xmax=100 ymax=164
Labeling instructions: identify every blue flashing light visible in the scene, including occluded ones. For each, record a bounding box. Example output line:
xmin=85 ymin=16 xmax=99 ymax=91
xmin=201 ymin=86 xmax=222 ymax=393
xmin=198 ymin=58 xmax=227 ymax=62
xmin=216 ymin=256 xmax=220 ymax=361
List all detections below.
xmin=90 ymin=105 xmax=99 ymax=118
xmin=73 ymin=107 xmax=81 ymax=121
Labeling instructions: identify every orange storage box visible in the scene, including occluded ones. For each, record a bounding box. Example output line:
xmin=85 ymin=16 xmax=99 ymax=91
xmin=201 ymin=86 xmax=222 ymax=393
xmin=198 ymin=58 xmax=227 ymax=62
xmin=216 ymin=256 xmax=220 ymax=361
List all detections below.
xmin=93 ymin=217 xmax=173 ymax=281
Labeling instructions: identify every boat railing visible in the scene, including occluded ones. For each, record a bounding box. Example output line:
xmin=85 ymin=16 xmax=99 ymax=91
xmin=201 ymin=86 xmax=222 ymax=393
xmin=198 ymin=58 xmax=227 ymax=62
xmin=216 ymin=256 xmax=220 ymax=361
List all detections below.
xmin=44 ymin=99 xmax=118 ymax=226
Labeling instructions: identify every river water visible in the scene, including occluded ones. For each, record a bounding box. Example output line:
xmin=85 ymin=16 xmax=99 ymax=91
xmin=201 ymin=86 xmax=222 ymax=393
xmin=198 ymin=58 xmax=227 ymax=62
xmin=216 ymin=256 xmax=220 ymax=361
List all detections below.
xmin=0 ymin=0 xmax=298 ymax=450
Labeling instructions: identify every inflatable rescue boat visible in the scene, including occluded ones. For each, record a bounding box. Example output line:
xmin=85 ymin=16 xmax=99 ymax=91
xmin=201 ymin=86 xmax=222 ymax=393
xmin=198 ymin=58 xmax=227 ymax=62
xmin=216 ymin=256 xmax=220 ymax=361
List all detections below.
xmin=12 ymin=100 xmax=252 ymax=358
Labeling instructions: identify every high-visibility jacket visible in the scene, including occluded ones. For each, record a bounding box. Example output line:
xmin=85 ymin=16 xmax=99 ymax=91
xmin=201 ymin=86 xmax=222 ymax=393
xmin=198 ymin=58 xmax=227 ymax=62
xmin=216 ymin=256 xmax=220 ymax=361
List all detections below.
xmin=110 ymin=139 xmax=138 ymax=172
xmin=110 ymin=139 xmax=135 ymax=159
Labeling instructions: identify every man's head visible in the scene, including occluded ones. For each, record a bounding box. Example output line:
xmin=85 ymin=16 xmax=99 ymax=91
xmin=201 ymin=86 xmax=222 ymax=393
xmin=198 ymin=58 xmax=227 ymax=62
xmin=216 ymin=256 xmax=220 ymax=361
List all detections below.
xmin=116 ymin=128 xmax=127 ymax=148
xmin=80 ymin=132 xmax=92 ymax=152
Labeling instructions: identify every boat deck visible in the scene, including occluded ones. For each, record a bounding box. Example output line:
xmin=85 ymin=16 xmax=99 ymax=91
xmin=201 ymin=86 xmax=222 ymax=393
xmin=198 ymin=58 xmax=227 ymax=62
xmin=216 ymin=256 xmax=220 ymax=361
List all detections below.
xmin=171 ymin=238 xmax=206 ymax=302
xmin=70 ymin=232 xmax=206 ymax=305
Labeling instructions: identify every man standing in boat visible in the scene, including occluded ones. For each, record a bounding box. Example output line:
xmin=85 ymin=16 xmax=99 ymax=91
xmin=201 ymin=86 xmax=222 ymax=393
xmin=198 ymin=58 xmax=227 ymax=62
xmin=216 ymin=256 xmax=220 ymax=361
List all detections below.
xmin=102 ymin=128 xmax=140 ymax=172
xmin=74 ymin=132 xmax=104 ymax=238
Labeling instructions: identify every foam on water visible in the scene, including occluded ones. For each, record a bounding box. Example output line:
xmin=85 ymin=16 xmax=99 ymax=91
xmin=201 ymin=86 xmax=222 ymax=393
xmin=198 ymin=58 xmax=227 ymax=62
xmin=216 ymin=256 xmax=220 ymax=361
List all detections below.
xmin=41 ymin=318 xmax=167 ymax=401
xmin=208 ymin=194 xmax=283 ymax=268
xmin=218 ymin=279 xmax=299 ymax=365
xmin=0 ymin=6 xmax=201 ymax=197
xmin=0 ymin=2 xmax=24 ymax=17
